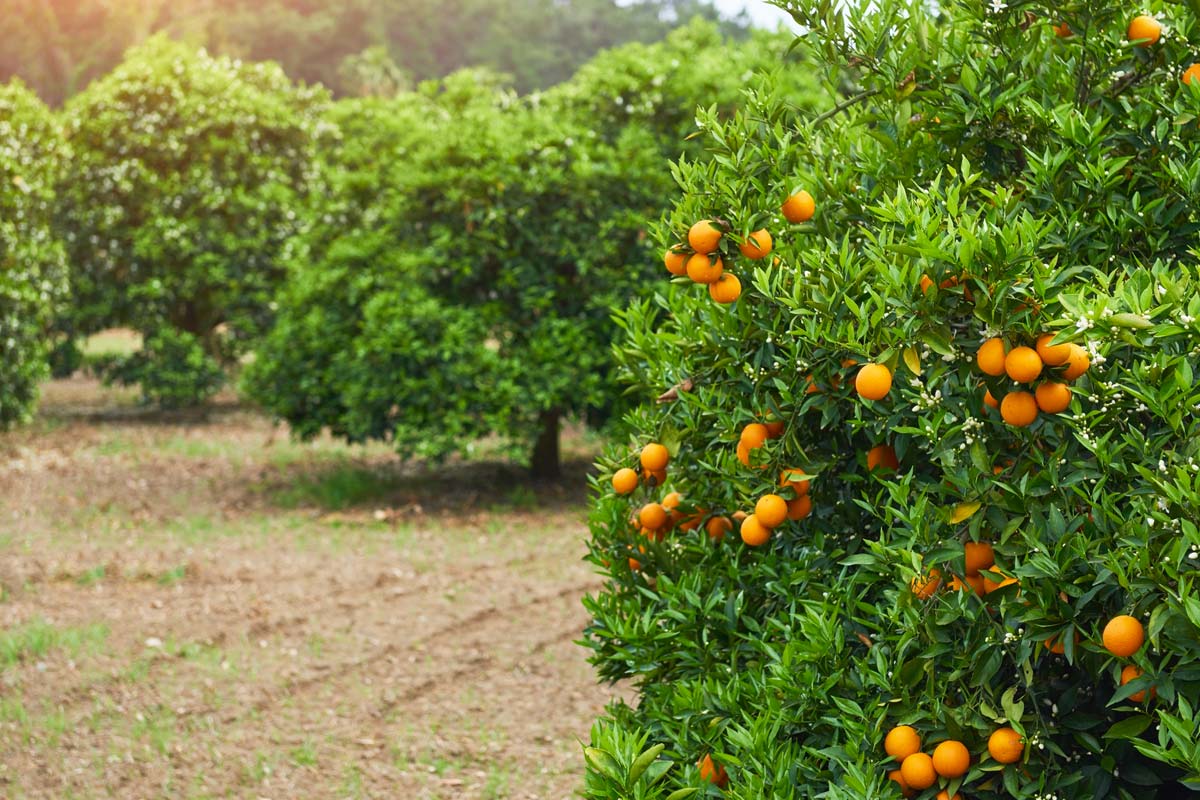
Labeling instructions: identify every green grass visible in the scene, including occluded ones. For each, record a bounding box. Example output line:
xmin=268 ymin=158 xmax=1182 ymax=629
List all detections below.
xmin=271 ymin=461 xmax=395 ymax=510
xmin=157 ymin=564 xmax=189 ymax=586
xmin=75 ymin=565 xmax=106 ymax=586
xmin=80 ymin=329 xmax=142 ymax=359
xmin=290 ymin=739 xmax=318 ymax=767
xmin=0 ymin=619 xmax=109 ymax=669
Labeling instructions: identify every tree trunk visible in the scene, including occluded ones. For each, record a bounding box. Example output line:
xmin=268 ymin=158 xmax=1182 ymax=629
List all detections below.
xmin=530 ymin=409 xmax=561 ymax=480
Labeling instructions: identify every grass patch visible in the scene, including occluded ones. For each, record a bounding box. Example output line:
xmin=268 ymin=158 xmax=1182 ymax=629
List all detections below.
xmin=271 ymin=461 xmax=395 ymax=510
xmin=0 ymin=619 xmax=109 ymax=669
xmin=75 ymin=565 xmax=106 ymax=586
xmin=81 ymin=329 xmax=142 ymax=359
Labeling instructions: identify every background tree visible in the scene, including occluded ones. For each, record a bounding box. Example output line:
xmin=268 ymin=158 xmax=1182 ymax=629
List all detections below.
xmin=582 ymin=0 xmax=1200 ymax=797
xmin=54 ymin=37 xmax=329 ymax=406
xmin=0 ymin=80 xmax=68 ymax=427
xmin=244 ymin=21 xmax=820 ymax=476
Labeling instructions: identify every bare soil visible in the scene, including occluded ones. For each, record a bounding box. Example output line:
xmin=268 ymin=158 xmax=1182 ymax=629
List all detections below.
xmin=0 ymin=377 xmax=624 ymax=800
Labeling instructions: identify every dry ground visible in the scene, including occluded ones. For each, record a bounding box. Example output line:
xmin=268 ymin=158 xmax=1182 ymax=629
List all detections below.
xmin=0 ymin=376 xmax=625 ymax=800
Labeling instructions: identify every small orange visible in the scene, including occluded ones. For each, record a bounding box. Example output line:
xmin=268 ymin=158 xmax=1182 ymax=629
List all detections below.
xmin=887 ymin=769 xmax=913 ymax=798
xmin=612 ymin=468 xmax=638 ymax=495
xmin=639 ymin=503 xmax=667 ymax=531
xmin=787 ymin=494 xmax=813 ymax=520
xmin=739 ymin=228 xmax=773 ymax=259
xmin=628 ymin=556 xmax=641 ymax=571
xmin=932 ymin=740 xmax=970 ymax=778
xmin=1035 ymin=381 xmax=1072 ymax=413
xmin=911 ymin=568 xmax=942 ymax=600
xmin=641 ymin=443 xmax=670 ymax=471
xmin=1045 ymin=635 xmax=1066 ymax=655
xmin=706 ymin=516 xmax=732 ymax=542
xmin=1128 ymin=14 xmax=1162 ymax=46
xmin=964 ymin=541 xmax=995 ymax=576
xmin=663 ymin=249 xmax=688 ymax=276
xmin=781 ymin=190 xmax=815 ymax=223
xmin=919 ymin=274 xmax=935 ymax=294
xmin=688 ymin=220 xmax=723 ymax=254
xmin=1120 ymin=664 xmax=1156 ymax=702
xmin=736 ymin=440 xmax=754 ymax=467
xmin=1184 ymin=64 xmax=1200 ymax=85
xmin=1062 ymin=344 xmax=1090 ymax=380
xmin=740 ymin=514 xmax=771 ymax=547
xmin=755 ymin=494 xmax=788 ymax=528
xmin=644 ymin=468 xmax=666 ymax=487
xmin=949 ymin=573 xmax=986 ymax=595
xmin=661 ymin=491 xmax=683 ymax=520
xmin=1000 ymin=391 xmax=1038 ymax=427
xmin=1102 ymin=614 xmax=1145 ymax=657
xmin=686 ymin=253 xmax=724 ymax=284
xmin=698 ymin=753 xmax=728 ymax=788
xmin=740 ymin=423 xmax=769 ymax=449
xmin=1052 ymin=21 xmax=1073 ymax=37
xmin=780 ymin=468 xmax=810 ymax=496
xmin=983 ymin=389 xmax=999 ymax=409
xmin=977 ymin=338 xmax=1008 ymax=376
xmin=1036 ymin=333 xmax=1072 ymax=366
xmin=855 ymin=363 xmax=893 ymax=400
xmin=708 ymin=272 xmax=742 ymax=303
xmin=884 ymin=725 xmax=922 ymax=760
xmin=866 ymin=444 xmax=900 ymax=473
xmin=937 ymin=792 xmax=964 ymax=800
xmin=983 ymin=574 xmax=1019 ymax=594
xmin=900 ymin=752 xmax=936 ymax=790
xmin=1005 ymin=346 xmax=1044 ymax=383
xmin=987 ymin=727 xmax=1024 ymax=764
xmin=763 ymin=418 xmax=786 ymax=438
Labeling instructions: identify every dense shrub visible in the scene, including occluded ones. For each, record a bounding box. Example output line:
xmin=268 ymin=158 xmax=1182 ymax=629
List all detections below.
xmin=246 ymin=21 xmax=822 ymax=476
xmin=0 ymin=81 xmax=67 ymax=427
xmin=55 ymin=36 xmax=329 ymax=405
xmin=583 ymin=0 xmax=1200 ymax=798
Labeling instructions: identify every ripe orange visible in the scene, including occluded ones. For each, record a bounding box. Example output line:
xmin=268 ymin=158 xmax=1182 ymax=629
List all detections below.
xmin=911 ymin=568 xmax=942 ymax=600
xmin=698 ymin=753 xmax=728 ymax=788
xmin=887 ymin=769 xmax=913 ymax=798
xmin=1103 ymin=614 xmax=1145 ymax=657
xmin=1052 ymin=21 xmax=1073 ymax=37
xmin=983 ymin=389 xmax=998 ymax=410
xmin=977 ymin=338 xmax=1007 ymax=376
xmin=740 ymin=423 xmax=769 ymax=449
xmin=688 ymin=220 xmax=723 ymax=254
xmin=987 ymin=727 xmax=1024 ymax=764
xmin=740 ymin=514 xmax=771 ymax=547
xmin=739 ymin=229 xmax=773 ymax=259
xmin=964 ymin=541 xmax=994 ymax=576
xmin=663 ymin=249 xmax=688 ymax=276
xmin=706 ymin=516 xmax=732 ymax=542
xmin=787 ymin=494 xmax=812 ymax=520
xmin=639 ymin=502 xmax=667 ymax=530
xmin=866 ymin=444 xmax=899 ymax=473
xmin=1000 ymin=391 xmax=1038 ymax=427
xmin=763 ymin=418 xmax=785 ymax=438
xmin=628 ymin=556 xmax=641 ymax=571
xmin=641 ymin=443 xmax=670 ymax=471
xmin=1185 ymin=64 xmax=1200 ymax=85
xmin=781 ymin=190 xmax=815 ymax=223
xmin=1062 ymin=344 xmax=1090 ymax=380
xmin=983 ymin=573 xmax=1019 ymax=594
xmin=1045 ymin=635 xmax=1066 ymax=655
xmin=936 ymin=792 xmax=963 ymax=800
xmin=900 ymin=752 xmax=936 ymax=790
xmin=708 ymin=272 xmax=742 ymax=303
xmin=1128 ymin=14 xmax=1162 ymax=46
xmin=755 ymin=494 xmax=788 ymax=528
xmin=919 ymin=274 xmax=935 ymax=294
xmin=884 ymin=725 xmax=922 ymax=760
xmin=1035 ymin=381 xmax=1072 ymax=413
xmin=1120 ymin=665 xmax=1155 ymax=702
xmin=780 ymin=468 xmax=810 ymax=496
xmin=1005 ymin=346 xmax=1043 ymax=383
xmin=612 ymin=468 xmax=638 ymax=495
xmin=855 ymin=363 xmax=893 ymax=400
xmin=661 ymin=491 xmax=683 ymax=520
xmin=644 ymin=468 xmax=666 ymax=487
xmin=949 ymin=573 xmax=986 ymax=595
xmin=1036 ymin=333 xmax=1072 ymax=366
xmin=736 ymin=440 xmax=753 ymax=467
xmin=932 ymin=740 xmax=970 ymax=778
xmin=686 ymin=253 xmax=724 ymax=284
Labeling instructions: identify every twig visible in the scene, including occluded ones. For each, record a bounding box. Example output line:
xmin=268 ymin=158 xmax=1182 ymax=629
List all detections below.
xmin=812 ymin=87 xmax=883 ymax=127
xmin=656 ymin=377 xmax=694 ymax=404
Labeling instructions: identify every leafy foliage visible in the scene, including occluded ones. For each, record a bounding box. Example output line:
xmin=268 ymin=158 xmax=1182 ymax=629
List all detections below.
xmin=583 ymin=0 xmax=1200 ymax=797
xmin=0 ymin=80 xmax=67 ymax=427
xmin=54 ymin=37 xmax=329 ymax=405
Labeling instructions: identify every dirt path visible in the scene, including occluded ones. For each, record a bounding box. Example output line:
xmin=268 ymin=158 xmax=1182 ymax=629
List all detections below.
xmin=0 ymin=377 xmax=623 ymax=799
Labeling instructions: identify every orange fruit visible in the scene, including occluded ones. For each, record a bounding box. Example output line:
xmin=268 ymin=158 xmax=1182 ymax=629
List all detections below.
xmin=739 ymin=229 xmax=773 ymax=259
xmin=932 ymin=740 xmax=970 ymax=778
xmin=1005 ymin=346 xmax=1043 ymax=383
xmin=1036 ymin=333 xmax=1072 ymax=366
xmin=736 ymin=440 xmax=753 ymax=467
xmin=1103 ymin=614 xmax=1145 ymax=657
xmin=1035 ymin=381 xmax=1072 ymax=413
xmin=936 ymin=793 xmax=963 ymax=800
xmin=781 ymin=190 xmax=815 ymax=223
xmin=628 ymin=556 xmax=641 ymax=571
xmin=977 ymin=338 xmax=1008 ymax=376
xmin=686 ymin=253 xmax=724 ymax=284
xmin=1052 ymin=21 xmax=1073 ymax=37
xmin=900 ymin=752 xmax=936 ymax=790
xmin=698 ymin=753 xmax=728 ymax=787
xmin=763 ymin=419 xmax=786 ymax=438
xmin=949 ymin=573 xmax=986 ymax=595
xmin=1184 ymin=64 xmax=1200 ymax=85
xmin=612 ymin=468 xmax=638 ymax=495
xmin=740 ymin=514 xmax=771 ymax=547
xmin=884 ymin=725 xmax=922 ymax=760
xmin=964 ymin=541 xmax=994 ymax=576
xmin=706 ymin=516 xmax=732 ymax=542
xmin=755 ymin=494 xmax=788 ymax=528
xmin=1062 ymin=344 xmax=1090 ymax=380
xmin=1045 ymin=635 xmax=1066 ymax=655
xmin=887 ymin=769 xmax=913 ymax=798
xmin=866 ymin=444 xmax=900 ymax=473
xmin=1120 ymin=665 xmax=1155 ymax=702
xmin=740 ymin=423 xmax=769 ymax=449
xmin=987 ymin=727 xmax=1024 ymax=764
xmin=919 ymin=274 xmax=935 ymax=294
xmin=911 ymin=568 xmax=942 ymax=600
xmin=639 ymin=503 xmax=667 ymax=530
xmin=780 ymin=469 xmax=810 ymax=496
xmin=983 ymin=389 xmax=998 ymax=409
xmin=855 ymin=363 xmax=893 ymax=400
xmin=708 ymin=272 xmax=742 ymax=303
xmin=663 ymin=249 xmax=688 ymax=276
xmin=662 ymin=491 xmax=683 ymax=519
xmin=1128 ymin=14 xmax=1162 ymax=46
xmin=644 ymin=468 xmax=666 ymax=487
xmin=787 ymin=494 xmax=812 ymax=520
xmin=982 ymin=573 xmax=1019 ymax=594
xmin=688 ymin=220 xmax=723 ymax=254
xmin=1000 ymin=391 xmax=1038 ymax=427
xmin=641 ymin=443 xmax=670 ymax=471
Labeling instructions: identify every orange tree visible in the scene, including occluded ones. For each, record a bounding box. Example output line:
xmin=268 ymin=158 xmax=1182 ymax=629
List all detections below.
xmin=583 ymin=0 xmax=1200 ymax=798
xmin=0 ymin=80 xmax=67 ymax=427
xmin=245 ymin=21 xmax=821 ymax=476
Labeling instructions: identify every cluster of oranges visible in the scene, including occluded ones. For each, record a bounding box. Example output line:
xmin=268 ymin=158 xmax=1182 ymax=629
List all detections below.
xmin=662 ymin=190 xmax=816 ymax=305
xmin=884 ymin=724 xmax=1024 ymax=797
xmin=910 ymin=540 xmax=1018 ymax=600
xmin=976 ymin=333 xmax=1089 ymax=427
xmin=1056 ymin=15 xmax=1200 ymax=84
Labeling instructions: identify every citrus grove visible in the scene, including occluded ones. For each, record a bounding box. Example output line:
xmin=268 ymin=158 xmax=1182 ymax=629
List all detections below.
xmin=583 ymin=0 xmax=1200 ymax=797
